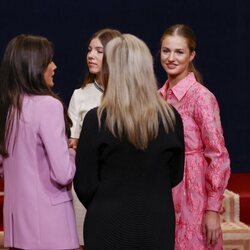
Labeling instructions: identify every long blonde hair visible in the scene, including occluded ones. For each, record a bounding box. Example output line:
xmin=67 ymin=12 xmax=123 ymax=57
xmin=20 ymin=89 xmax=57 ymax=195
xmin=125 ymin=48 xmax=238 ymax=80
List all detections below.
xmin=98 ymin=34 xmax=175 ymax=150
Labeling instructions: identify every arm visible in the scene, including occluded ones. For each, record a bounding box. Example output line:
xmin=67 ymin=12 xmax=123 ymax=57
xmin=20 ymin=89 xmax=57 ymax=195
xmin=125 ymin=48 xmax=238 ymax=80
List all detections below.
xmin=203 ymin=210 xmax=221 ymax=246
xmin=68 ymin=90 xmax=83 ymax=141
xmin=39 ymin=97 xmax=76 ymax=186
xmin=169 ymin=108 xmax=185 ymax=187
xmin=68 ymin=138 xmax=78 ymax=150
xmin=195 ymin=91 xmax=230 ymax=212
xmin=73 ymin=108 xmax=100 ymax=209
xmin=195 ymin=91 xmax=230 ymax=246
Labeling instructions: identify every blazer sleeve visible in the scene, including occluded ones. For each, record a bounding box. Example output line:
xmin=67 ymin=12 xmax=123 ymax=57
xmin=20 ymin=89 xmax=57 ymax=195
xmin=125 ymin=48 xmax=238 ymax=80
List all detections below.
xmin=169 ymin=108 xmax=185 ymax=188
xmin=195 ymin=91 xmax=231 ymax=212
xmin=38 ymin=97 xmax=76 ymax=186
xmin=74 ymin=108 xmax=100 ymax=209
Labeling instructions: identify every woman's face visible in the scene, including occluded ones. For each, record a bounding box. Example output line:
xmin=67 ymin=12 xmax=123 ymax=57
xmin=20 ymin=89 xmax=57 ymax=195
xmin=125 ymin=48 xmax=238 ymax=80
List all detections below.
xmin=161 ymin=35 xmax=195 ymax=82
xmin=44 ymin=61 xmax=57 ymax=87
xmin=87 ymin=37 xmax=104 ymax=77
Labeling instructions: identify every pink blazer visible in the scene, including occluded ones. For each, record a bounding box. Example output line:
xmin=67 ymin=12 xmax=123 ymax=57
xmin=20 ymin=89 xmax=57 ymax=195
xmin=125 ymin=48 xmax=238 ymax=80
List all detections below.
xmin=0 ymin=95 xmax=79 ymax=249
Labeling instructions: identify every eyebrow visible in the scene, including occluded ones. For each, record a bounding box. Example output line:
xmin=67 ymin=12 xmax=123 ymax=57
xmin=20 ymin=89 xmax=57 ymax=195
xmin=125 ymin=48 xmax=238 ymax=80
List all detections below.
xmin=162 ymin=47 xmax=185 ymax=50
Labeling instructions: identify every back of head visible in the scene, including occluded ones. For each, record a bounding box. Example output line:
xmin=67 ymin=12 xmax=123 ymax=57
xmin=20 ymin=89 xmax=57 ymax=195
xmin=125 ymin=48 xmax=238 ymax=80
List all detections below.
xmin=161 ymin=24 xmax=202 ymax=83
xmin=104 ymin=34 xmax=156 ymax=98
xmin=99 ymin=34 xmax=175 ymax=150
xmin=83 ymin=28 xmax=122 ymax=85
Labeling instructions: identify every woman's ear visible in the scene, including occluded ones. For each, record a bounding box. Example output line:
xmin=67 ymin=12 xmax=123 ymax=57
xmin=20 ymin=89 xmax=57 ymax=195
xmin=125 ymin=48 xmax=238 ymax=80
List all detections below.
xmin=190 ymin=50 xmax=196 ymax=62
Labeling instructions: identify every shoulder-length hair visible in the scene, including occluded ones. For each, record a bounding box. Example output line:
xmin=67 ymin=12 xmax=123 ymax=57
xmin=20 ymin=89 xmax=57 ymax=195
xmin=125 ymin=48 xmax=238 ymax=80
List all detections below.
xmin=98 ymin=34 xmax=176 ymax=150
xmin=0 ymin=34 xmax=71 ymax=157
xmin=81 ymin=28 xmax=121 ymax=87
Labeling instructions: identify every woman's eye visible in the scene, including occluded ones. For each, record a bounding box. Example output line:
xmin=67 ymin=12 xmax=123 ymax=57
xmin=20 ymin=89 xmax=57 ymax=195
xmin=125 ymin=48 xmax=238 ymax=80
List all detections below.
xmin=162 ymin=49 xmax=169 ymax=53
xmin=176 ymin=51 xmax=184 ymax=54
xmin=97 ymin=49 xmax=104 ymax=53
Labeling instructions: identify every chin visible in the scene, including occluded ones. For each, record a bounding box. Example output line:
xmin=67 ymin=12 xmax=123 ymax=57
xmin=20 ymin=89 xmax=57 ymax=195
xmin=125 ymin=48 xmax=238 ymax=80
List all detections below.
xmin=89 ymin=68 xmax=100 ymax=74
xmin=167 ymin=67 xmax=181 ymax=74
xmin=47 ymin=82 xmax=54 ymax=88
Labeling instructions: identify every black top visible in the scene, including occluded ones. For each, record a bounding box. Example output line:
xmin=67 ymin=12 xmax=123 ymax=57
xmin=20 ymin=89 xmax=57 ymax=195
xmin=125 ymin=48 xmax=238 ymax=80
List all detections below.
xmin=74 ymin=107 xmax=184 ymax=250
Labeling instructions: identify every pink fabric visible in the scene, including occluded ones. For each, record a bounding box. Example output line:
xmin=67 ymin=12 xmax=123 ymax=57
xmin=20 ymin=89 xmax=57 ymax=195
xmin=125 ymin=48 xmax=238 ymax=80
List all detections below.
xmin=0 ymin=95 xmax=79 ymax=249
xmin=159 ymin=73 xmax=230 ymax=249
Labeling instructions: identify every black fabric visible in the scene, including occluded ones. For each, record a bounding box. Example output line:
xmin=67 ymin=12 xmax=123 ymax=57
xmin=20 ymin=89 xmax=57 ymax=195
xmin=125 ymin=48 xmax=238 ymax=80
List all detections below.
xmin=74 ymin=108 xmax=184 ymax=250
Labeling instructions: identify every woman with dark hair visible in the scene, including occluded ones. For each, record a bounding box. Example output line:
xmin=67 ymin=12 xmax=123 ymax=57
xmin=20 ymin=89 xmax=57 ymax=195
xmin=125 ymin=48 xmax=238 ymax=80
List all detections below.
xmin=68 ymin=28 xmax=121 ymax=246
xmin=159 ymin=24 xmax=230 ymax=249
xmin=0 ymin=34 xmax=79 ymax=249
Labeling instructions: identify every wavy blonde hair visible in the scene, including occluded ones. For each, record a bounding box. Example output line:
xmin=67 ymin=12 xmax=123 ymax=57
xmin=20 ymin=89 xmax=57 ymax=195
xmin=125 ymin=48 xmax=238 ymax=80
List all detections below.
xmin=98 ymin=34 xmax=175 ymax=150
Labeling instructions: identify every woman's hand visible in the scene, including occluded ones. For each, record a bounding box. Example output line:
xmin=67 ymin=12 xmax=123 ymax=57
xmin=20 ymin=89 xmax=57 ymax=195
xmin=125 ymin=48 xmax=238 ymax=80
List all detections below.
xmin=68 ymin=138 xmax=78 ymax=150
xmin=203 ymin=210 xmax=221 ymax=246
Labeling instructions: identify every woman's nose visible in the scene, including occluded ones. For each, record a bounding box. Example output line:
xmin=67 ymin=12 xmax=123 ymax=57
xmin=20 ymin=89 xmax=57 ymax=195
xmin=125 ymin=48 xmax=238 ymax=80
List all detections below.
xmin=88 ymin=50 xmax=95 ymax=59
xmin=51 ymin=61 xmax=57 ymax=70
xmin=168 ymin=52 xmax=174 ymax=61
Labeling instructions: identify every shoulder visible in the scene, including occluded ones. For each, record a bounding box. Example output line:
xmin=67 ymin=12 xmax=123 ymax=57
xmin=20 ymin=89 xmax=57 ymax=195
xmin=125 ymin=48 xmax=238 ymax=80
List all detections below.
xmin=31 ymin=95 xmax=63 ymax=114
xmin=192 ymin=82 xmax=215 ymax=97
xmin=70 ymin=83 xmax=99 ymax=101
xmin=83 ymin=107 xmax=98 ymax=126
xmin=79 ymin=83 xmax=96 ymax=93
xmin=71 ymin=83 xmax=93 ymax=94
xmin=189 ymin=82 xmax=218 ymax=105
xmin=79 ymin=108 xmax=101 ymax=138
xmin=191 ymin=83 xmax=221 ymax=120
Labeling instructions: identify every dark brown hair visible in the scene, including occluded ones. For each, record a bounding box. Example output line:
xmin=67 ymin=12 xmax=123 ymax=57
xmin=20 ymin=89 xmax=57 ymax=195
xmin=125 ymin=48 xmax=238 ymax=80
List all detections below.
xmin=0 ymin=34 xmax=71 ymax=157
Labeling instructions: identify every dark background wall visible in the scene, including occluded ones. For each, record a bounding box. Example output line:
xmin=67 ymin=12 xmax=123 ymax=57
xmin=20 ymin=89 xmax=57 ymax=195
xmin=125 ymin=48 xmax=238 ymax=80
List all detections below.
xmin=0 ymin=0 xmax=249 ymax=172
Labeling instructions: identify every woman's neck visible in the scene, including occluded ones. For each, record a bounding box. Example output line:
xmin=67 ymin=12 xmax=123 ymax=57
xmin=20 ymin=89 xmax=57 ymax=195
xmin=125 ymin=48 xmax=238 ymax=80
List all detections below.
xmin=168 ymin=71 xmax=190 ymax=88
xmin=95 ymin=74 xmax=103 ymax=86
xmin=94 ymin=79 xmax=104 ymax=92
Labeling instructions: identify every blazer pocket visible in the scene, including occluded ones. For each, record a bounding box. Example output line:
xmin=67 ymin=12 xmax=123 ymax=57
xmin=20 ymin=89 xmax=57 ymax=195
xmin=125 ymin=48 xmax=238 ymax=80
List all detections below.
xmin=50 ymin=188 xmax=73 ymax=205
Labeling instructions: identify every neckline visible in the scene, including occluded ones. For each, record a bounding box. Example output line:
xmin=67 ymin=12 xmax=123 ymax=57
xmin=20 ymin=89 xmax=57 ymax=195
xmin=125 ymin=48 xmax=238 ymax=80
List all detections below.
xmin=94 ymin=80 xmax=104 ymax=93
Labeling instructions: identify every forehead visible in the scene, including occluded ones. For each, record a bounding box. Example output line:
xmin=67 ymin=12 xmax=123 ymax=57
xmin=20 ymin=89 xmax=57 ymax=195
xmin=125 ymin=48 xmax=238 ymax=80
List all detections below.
xmin=89 ymin=37 xmax=103 ymax=48
xmin=161 ymin=35 xmax=189 ymax=49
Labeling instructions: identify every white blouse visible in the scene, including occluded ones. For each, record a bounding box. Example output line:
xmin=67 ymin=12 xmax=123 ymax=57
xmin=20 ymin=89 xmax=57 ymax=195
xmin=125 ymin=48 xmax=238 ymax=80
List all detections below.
xmin=68 ymin=82 xmax=103 ymax=139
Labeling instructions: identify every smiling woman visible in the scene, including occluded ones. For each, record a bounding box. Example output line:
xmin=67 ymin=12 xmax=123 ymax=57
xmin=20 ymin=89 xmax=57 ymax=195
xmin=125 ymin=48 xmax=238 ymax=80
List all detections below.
xmin=161 ymin=35 xmax=195 ymax=87
xmin=159 ymin=24 xmax=231 ymax=250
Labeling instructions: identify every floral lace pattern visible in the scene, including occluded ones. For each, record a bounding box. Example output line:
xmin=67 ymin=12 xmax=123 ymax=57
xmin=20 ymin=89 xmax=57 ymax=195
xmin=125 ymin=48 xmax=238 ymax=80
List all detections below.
xmin=159 ymin=73 xmax=230 ymax=249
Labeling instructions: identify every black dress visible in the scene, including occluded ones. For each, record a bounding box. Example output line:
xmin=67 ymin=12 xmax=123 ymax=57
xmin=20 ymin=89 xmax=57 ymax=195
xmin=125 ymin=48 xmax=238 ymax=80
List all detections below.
xmin=74 ymin=108 xmax=184 ymax=250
